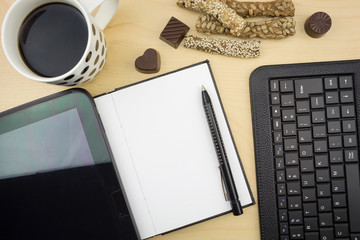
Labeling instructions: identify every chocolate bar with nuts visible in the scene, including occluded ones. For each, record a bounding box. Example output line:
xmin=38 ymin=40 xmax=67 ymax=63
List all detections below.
xmin=221 ymin=0 xmax=295 ymax=17
xmin=183 ymin=34 xmax=260 ymax=58
xmin=196 ymin=14 xmax=296 ymax=39
xmin=177 ymin=0 xmax=246 ymax=36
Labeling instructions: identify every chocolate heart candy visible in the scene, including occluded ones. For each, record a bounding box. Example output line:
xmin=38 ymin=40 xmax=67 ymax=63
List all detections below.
xmin=135 ymin=48 xmax=161 ymax=74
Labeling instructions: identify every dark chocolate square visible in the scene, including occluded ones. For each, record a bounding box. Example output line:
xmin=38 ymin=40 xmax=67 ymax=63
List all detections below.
xmin=160 ymin=16 xmax=190 ymax=49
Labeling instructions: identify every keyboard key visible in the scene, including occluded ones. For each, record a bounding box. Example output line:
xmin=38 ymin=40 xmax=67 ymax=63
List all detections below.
xmin=343 ymin=135 xmax=357 ymax=147
xmin=277 ymin=170 xmax=286 ymax=182
xmin=331 ymin=165 xmax=344 ymax=178
xmin=299 ymin=144 xmax=313 ymax=157
xmin=315 ymin=155 xmax=329 ymax=168
xmin=312 ymin=111 xmax=326 ymax=123
xmin=334 ymin=208 xmax=348 ymax=223
xmin=283 ymin=123 xmax=297 ymax=136
xmin=272 ymin=106 xmax=281 ymax=117
xmin=270 ymin=80 xmax=279 ymax=91
xmin=302 ymin=188 xmax=316 ymax=202
xmin=279 ymin=209 xmax=288 ymax=221
xmin=327 ymin=106 xmax=340 ymax=119
xmin=300 ymin=159 xmax=314 ymax=172
xmin=305 ymin=232 xmax=319 ymax=240
xmin=324 ymin=77 xmax=338 ymax=89
xmin=320 ymin=227 xmax=334 ymax=240
xmin=297 ymin=115 xmax=311 ymax=128
xmin=304 ymin=217 xmax=318 ymax=231
xmin=287 ymin=182 xmax=301 ymax=196
xmin=275 ymin=145 xmax=284 ymax=156
xmin=281 ymin=236 xmax=290 ymax=240
xmin=298 ymin=130 xmax=312 ymax=143
xmin=289 ymin=211 xmax=303 ymax=225
xmin=339 ymin=76 xmax=353 ymax=88
xmin=294 ymin=78 xmax=323 ymax=99
xmin=313 ymin=125 xmax=327 ymax=138
xmin=284 ymin=138 xmax=298 ymax=151
xmin=273 ymin=119 xmax=282 ymax=130
xmin=280 ymin=80 xmax=294 ymax=92
xmin=285 ymin=153 xmax=299 ymax=165
xmin=296 ymin=101 xmax=310 ymax=113
xmin=286 ymin=167 xmax=300 ymax=180
xmin=303 ymin=202 xmax=317 ymax=217
xmin=277 ymin=183 xmax=286 ymax=195
xmin=342 ymin=120 xmax=356 ymax=133
xmin=344 ymin=149 xmax=358 ymax=162
xmin=318 ymin=198 xmax=332 ymax=212
xmin=314 ymin=140 xmax=328 ymax=153
xmin=280 ymin=222 xmax=289 ymax=234
xmin=335 ymin=223 xmax=349 ymax=238
xmin=333 ymin=193 xmax=347 ymax=208
xmin=282 ymin=109 xmax=296 ymax=121
xmin=331 ymin=179 xmax=346 ymax=193
xmin=311 ymin=96 xmax=324 ymax=109
xmin=325 ymin=91 xmax=339 ymax=104
xmin=288 ymin=196 xmax=302 ymax=209
xmin=271 ymin=92 xmax=280 ymax=104
xmin=341 ymin=105 xmax=355 ymax=117
xmin=278 ymin=196 xmax=287 ymax=208
xmin=328 ymin=121 xmax=341 ymax=133
xmin=319 ymin=213 xmax=334 ymax=227
xmin=350 ymin=233 xmax=360 ymax=240
xmin=330 ymin=150 xmax=343 ymax=163
xmin=316 ymin=169 xmax=330 ymax=182
xmin=281 ymin=94 xmax=295 ymax=106
xmin=274 ymin=132 xmax=283 ymax=143
xmin=301 ymin=173 xmax=315 ymax=187
xmin=345 ymin=164 xmax=360 ymax=232
xmin=276 ymin=157 xmax=285 ymax=169
xmin=317 ymin=183 xmax=331 ymax=197
xmin=289 ymin=225 xmax=304 ymax=239
xmin=340 ymin=91 xmax=354 ymax=103
xmin=329 ymin=135 xmax=342 ymax=148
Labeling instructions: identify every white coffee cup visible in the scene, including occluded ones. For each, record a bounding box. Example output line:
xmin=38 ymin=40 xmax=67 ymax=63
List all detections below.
xmin=2 ymin=0 xmax=118 ymax=86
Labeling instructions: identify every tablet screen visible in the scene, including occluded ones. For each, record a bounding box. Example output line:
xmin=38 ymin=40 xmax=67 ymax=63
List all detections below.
xmin=0 ymin=108 xmax=94 ymax=179
xmin=0 ymin=89 xmax=139 ymax=240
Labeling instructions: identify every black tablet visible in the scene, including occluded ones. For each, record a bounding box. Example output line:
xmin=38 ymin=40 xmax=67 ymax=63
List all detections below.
xmin=0 ymin=89 xmax=139 ymax=240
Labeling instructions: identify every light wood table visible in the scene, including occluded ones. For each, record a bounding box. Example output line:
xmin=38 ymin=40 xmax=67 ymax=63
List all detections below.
xmin=1 ymin=0 xmax=360 ymax=239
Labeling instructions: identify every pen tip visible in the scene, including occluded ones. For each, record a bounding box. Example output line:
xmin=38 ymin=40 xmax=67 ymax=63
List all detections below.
xmin=201 ymin=85 xmax=206 ymax=91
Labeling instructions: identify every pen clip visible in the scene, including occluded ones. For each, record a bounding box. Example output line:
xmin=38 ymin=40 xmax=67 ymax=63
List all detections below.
xmin=219 ymin=167 xmax=230 ymax=201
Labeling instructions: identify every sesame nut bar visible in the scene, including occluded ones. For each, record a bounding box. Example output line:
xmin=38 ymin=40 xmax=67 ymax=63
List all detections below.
xmin=221 ymin=0 xmax=295 ymax=17
xmin=183 ymin=34 xmax=260 ymax=58
xmin=196 ymin=14 xmax=296 ymax=39
xmin=177 ymin=0 xmax=246 ymax=36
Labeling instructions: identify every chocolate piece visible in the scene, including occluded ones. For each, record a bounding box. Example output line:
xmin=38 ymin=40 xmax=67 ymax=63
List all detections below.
xmin=196 ymin=14 xmax=296 ymax=39
xmin=304 ymin=12 xmax=332 ymax=38
xmin=183 ymin=34 xmax=260 ymax=58
xmin=160 ymin=16 xmax=190 ymax=49
xmin=135 ymin=48 xmax=160 ymax=74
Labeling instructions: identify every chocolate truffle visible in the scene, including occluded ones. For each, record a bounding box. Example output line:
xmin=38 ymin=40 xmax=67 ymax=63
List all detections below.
xmin=304 ymin=12 xmax=332 ymax=38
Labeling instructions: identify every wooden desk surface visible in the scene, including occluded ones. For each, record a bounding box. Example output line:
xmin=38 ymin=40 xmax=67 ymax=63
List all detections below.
xmin=1 ymin=0 xmax=360 ymax=239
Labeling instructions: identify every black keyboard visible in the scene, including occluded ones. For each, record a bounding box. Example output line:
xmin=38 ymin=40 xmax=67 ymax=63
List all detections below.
xmin=250 ymin=60 xmax=360 ymax=240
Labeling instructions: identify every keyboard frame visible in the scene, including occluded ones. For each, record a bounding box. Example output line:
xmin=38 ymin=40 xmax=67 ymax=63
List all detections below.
xmin=250 ymin=59 xmax=360 ymax=240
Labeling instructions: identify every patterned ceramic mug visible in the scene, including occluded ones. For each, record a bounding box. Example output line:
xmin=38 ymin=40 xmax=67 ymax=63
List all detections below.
xmin=2 ymin=0 xmax=118 ymax=86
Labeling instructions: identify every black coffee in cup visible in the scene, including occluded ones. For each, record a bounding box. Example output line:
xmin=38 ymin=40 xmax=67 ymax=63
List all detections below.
xmin=18 ymin=3 xmax=88 ymax=77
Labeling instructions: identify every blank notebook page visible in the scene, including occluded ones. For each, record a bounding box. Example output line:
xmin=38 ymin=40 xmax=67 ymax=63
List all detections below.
xmin=94 ymin=62 xmax=253 ymax=239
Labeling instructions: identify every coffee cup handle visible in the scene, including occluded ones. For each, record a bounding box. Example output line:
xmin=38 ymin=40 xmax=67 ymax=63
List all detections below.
xmin=79 ymin=0 xmax=119 ymax=30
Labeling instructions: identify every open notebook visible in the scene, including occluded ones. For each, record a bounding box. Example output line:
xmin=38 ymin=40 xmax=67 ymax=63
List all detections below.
xmin=94 ymin=61 xmax=254 ymax=239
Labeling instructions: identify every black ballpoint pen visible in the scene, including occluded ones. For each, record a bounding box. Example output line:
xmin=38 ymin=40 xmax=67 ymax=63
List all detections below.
xmin=201 ymin=86 xmax=243 ymax=216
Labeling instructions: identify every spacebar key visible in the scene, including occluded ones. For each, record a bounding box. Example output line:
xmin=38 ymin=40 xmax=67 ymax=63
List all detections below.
xmin=346 ymin=164 xmax=360 ymax=232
